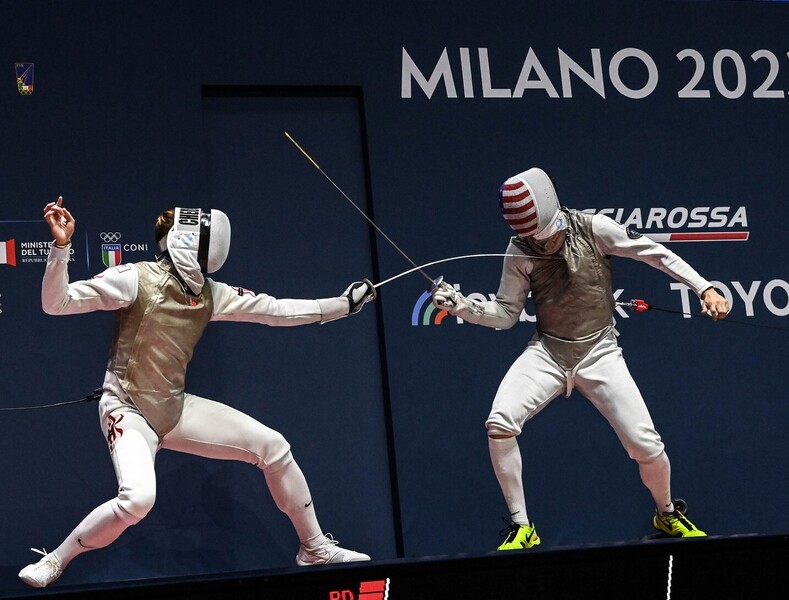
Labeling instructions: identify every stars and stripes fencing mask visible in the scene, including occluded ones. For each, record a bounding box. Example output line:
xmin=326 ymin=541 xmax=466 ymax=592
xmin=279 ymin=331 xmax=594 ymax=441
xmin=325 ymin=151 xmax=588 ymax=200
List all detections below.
xmin=498 ymin=168 xmax=566 ymax=239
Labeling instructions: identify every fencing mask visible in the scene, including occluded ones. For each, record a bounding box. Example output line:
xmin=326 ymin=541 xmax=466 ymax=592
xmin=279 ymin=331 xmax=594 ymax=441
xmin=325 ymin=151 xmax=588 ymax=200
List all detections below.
xmin=158 ymin=207 xmax=231 ymax=295
xmin=499 ymin=168 xmax=566 ymax=240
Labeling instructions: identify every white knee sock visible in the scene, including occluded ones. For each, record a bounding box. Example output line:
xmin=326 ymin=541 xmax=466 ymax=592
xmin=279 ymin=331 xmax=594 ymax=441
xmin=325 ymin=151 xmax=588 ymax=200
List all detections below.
xmin=489 ymin=436 xmax=530 ymax=525
xmin=53 ymin=498 xmax=140 ymax=568
xmin=264 ymin=453 xmax=323 ymax=544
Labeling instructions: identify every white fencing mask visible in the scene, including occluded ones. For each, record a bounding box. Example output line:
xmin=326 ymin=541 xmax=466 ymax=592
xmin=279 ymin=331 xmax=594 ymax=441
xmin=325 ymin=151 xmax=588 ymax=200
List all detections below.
xmin=158 ymin=207 xmax=231 ymax=294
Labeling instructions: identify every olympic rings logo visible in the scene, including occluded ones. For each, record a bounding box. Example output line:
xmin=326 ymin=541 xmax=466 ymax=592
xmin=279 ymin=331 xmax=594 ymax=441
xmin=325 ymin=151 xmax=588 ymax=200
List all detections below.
xmin=100 ymin=232 xmax=121 ymax=243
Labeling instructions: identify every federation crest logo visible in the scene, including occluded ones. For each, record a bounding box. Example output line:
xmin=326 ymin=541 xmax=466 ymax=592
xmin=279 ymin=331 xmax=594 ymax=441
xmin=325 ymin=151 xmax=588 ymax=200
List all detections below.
xmin=14 ymin=62 xmax=34 ymax=95
xmin=102 ymin=244 xmax=122 ymax=267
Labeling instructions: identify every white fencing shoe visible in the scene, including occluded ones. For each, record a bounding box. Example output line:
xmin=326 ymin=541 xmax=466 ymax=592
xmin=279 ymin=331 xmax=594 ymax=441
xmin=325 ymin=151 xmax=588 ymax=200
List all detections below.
xmin=295 ymin=534 xmax=370 ymax=566
xmin=18 ymin=548 xmax=63 ymax=588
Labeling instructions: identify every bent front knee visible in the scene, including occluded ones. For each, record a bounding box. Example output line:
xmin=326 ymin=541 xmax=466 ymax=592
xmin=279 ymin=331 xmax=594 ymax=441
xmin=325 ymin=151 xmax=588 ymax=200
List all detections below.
xmin=118 ymin=486 xmax=156 ymax=520
xmin=258 ymin=432 xmax=292 ymax=472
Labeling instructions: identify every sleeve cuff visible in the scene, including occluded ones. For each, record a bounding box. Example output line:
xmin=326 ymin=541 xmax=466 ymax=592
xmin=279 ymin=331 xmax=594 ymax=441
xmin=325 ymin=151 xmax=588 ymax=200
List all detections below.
xmin=49 ymin=243 xmax=72 ymax=260
xmin=317 ymin=297 xmax=349 ymax=323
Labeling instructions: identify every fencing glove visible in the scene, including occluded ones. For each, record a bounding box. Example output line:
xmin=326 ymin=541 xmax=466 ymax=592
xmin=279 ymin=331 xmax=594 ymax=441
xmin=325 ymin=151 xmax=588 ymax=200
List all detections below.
xmin=344 ymin=279 xmax=377 ymax=315
xmin=431 ymin=280 xmax=483 ymax=316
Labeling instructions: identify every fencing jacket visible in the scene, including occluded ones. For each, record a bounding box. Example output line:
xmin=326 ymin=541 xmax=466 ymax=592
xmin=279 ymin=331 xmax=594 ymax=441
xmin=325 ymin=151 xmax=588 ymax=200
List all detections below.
xmin=42 ymin=246 xmax=349 ymax=437
xmin=452 ymin=210 xmax=714 ymax=371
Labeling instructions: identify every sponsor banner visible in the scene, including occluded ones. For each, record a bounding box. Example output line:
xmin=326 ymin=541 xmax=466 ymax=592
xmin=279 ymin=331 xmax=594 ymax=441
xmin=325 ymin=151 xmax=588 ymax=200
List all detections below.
xmin=329 ymin=577 xmax=391 ymax=600
xmin=0 ymin=222 xmax=61 ymax=265
xmin=583 ymin=206 xmax=749 ymax=242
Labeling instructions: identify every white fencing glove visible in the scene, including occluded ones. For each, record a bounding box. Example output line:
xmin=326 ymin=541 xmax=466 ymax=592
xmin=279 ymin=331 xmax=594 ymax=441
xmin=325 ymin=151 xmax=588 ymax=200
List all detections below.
xmin=432 ymin=279 xmax=459 ymax=309
xmin=344 ymin=279 xmax=377 ymax=315
xmin=431 ymin=279 xmax=483 ymax=316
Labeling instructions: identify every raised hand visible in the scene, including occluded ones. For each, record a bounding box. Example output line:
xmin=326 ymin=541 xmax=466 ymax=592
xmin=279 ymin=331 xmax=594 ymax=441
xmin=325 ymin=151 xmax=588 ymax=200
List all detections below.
xmin=43 ymin=196 xmax=75 ymax=247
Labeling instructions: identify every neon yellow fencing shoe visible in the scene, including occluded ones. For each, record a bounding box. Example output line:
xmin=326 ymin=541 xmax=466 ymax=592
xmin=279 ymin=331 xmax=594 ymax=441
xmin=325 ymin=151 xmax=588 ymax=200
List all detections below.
xmin=653 ymin=510 xmax=707 ymax=538
xmin=498 ymin=522 xmax=541 ymax=550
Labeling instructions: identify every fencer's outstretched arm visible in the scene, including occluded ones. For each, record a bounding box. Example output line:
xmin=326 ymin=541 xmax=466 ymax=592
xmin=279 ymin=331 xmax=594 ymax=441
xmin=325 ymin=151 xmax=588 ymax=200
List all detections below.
xmin=40 ymin=195 xmax=379 ymax=323
xmin=210 ymin=278 xmax=376 ymax=326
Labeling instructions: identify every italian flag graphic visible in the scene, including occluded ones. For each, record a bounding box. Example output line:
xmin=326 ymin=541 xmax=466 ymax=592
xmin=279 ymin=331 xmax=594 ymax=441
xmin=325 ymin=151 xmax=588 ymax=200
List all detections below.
xmin=102 ymin=244 xmax=121 ymax=267
xmin=0 ymin=239 xmax=16 ymax=266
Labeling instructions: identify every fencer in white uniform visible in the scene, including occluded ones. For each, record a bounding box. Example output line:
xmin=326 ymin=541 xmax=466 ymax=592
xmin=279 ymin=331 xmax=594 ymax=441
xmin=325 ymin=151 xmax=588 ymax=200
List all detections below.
xmin=432 ymin=168 xmax=729 ymax=548
xmin=19 ymin=199 xmax=376 ymax=588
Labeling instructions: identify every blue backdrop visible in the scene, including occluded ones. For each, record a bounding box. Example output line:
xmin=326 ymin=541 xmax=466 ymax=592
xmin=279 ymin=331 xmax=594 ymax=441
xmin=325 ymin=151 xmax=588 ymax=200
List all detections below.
xmin=1 ymin=0 xmax=787 ymax=595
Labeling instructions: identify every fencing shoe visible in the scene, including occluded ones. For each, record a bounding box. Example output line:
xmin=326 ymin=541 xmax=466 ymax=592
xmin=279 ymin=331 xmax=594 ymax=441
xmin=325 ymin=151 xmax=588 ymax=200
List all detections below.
xmin=498 ymin=522 xmax=541 ymax=550
xmin=296 ymin=534 xmax=370 ymax=566
xmin=653 ymin=510 xmax=707 ymax=537
xmin=18 ymin=549 xmax=63 ymax=588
